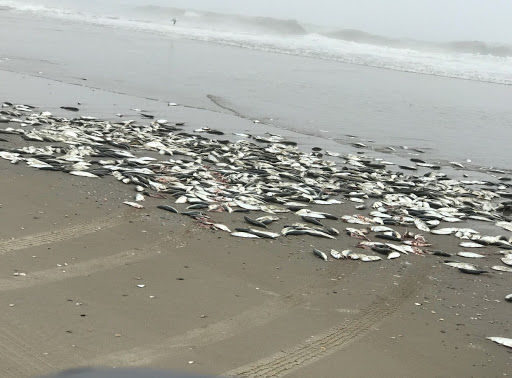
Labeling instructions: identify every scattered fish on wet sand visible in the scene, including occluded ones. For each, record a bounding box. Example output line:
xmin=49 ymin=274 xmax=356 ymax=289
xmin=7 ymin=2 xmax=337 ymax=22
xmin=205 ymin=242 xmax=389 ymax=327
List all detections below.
xmin=0 ymin=103 xmax=511 ymax=280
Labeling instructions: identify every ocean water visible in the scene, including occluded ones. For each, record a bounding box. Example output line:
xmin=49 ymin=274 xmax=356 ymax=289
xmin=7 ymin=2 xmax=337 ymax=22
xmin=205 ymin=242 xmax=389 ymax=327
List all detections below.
xmin=1 ymin=0 xmax=512 ymax=85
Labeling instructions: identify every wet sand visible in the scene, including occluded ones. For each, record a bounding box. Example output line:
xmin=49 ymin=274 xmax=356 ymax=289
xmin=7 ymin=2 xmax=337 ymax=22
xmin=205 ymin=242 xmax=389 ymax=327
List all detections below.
xmin=0 ymin=69 xmax=511 ymax=378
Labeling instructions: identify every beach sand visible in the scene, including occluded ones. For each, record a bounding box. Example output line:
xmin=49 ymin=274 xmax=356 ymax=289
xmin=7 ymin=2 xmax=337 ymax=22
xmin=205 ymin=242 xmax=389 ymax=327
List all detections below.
xmin=0 ymin=13 xmax=511 ymax=378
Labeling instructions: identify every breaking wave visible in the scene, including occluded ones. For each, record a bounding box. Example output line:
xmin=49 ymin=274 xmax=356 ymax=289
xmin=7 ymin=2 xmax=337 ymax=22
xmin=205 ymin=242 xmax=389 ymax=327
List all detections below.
xmin=133 ymin=5 xmax=307 ymax=35
xmin=326 ymin=29 xmax=512 ymax=58
xmin=1 ymin=0 xmax=512 ymax=85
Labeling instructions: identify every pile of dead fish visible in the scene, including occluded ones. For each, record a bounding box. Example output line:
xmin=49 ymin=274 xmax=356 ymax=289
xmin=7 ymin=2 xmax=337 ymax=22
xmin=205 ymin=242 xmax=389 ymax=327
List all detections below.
xmin=2 ymin=102 xmax=512 ymax=348
xmin=1 ymin=102 xmax=511 ymax=273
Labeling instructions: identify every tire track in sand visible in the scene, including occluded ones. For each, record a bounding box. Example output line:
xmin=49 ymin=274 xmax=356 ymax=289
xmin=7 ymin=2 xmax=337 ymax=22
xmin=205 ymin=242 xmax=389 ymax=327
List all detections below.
xmin=0 ymin=323 xmax=56 ymax=377
xmin=0 ymin=215 xmax=126 ymax=255
xmin=0 ymin=237 xmax=171 ymax=291
xmin=0 ymin=236 xmax=171 ymax=377
xmin=88 ymin=263 xmax=362 ymax=367
xmin=90 ymin=288 xmax=308 ymax=367
xmin=224 ymin=260 xmax=431 ymax=377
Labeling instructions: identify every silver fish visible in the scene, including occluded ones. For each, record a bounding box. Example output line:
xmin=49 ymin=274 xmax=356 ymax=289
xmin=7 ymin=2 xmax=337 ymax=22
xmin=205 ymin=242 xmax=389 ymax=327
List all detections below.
xmin=371 ymin=226 xmax=396 ymax=233
xmin=256 ymin=216 xmax=280 ymax=224
xmin=175 ymin=196 xmax=188 ymax=204
xmin=313 ymin=248 xmax=328 ymax=261
xmin=444 ymin=262 xmax=479 ymax=270
xmin=387 ymin=251 xmax=401 ymax=260
xmin=247 ymin=229 xmax=279 ymax=239
xmin=69 ymin=171 xmax=99 ymax=178
xmin=361 ymin=255 xmax=382 ymax=262
xmin=491 ymin=265 xmax=512 ymax=273
xmin=486 ymin=337 xmax=512 ymax=348
xmin=501 ymin=257 xmax=512 ymax=266
xmin=457 ymin=252 xmax=485 ymax=258
xmin=459 ymin=242 xmax=484 ymax=248
xmin=213 ymin=224 xmax=231 ymax=233
xmin=231 ymin=232 xmax=260 ymax=239
xmin=414 ymin=218 xmax=430 ymax=233
xmin=431 ymin=228 xmax=457 ymax=235
xmin=295 ymin=209 xmax=326 ymax=219
xmin=330 ymin=249 xmax=342 ymax=259
xmin=496 ymin=221 xmax=512 ymax=232
xmin=123 ymin=201 xmax=144 ymax=209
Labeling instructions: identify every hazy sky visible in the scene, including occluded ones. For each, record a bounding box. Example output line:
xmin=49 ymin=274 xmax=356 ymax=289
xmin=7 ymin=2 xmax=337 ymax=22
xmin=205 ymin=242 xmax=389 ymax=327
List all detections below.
xmin=135 ymin=0 xmax=512 ymax=43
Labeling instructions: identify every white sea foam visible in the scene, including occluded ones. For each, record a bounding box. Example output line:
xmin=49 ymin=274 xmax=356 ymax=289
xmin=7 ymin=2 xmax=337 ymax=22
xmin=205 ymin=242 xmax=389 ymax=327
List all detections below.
xmin=1 ymin=0 xmax=511 ymax=85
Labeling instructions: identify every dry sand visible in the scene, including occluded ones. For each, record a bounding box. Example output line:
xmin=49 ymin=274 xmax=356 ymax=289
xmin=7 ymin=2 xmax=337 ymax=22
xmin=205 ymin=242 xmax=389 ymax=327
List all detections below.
xmin=0 ymin=71 xmax=511 ymax=378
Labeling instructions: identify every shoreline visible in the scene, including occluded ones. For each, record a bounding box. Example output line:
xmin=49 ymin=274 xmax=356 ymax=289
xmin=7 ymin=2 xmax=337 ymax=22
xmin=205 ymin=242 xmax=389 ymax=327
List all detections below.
xmin=1 ymin=69 xmax=510 ymax=179
xmin=2 ymin=11 xmax=512 ymax=168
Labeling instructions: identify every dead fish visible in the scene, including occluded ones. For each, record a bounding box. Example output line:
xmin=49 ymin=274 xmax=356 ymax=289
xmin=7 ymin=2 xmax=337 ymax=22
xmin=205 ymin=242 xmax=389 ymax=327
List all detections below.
xmin=313 ymin=248 xmax=328 ymax=261
xmin=157 ymin=205 xmax=178 ymax=213
xmin=450 ymin=161 xmax=465 ymax=168
xmin=371 ymin=226 xmax=396 ymax=233
xmin=486 ymin=337 xmax=512 ymax=348
xmin=247 ymin=229 xmax=279 ymax=239
xmin=69 ymin=171 xmax=99 ymax=178
xmin=444 ymin=261 xmax=479 ymax=271
xmin=314 ymin=199 xmax=343 ymax=205
xmin=496 ymin=221 xmax=512 ymax=232
xmin=491 ymin=265 xmax=512 ymax=273
xmin=281 ymin=227 xmax=335 ymax=239
xmin=501 ymin=257 xmax=512 ymax=266
xmin=244 ymin=216 xmax=267 ymax=228
xmin=187 ymin=203 xmax=209 ymax=210
xmin=318 ymin=212 xmax=338 ymax=220
xmin=430 ymin=250 xmax=451 ymax=257
xmin=386 ymin=243 xmax=409 ymax=255
xmin=323 ymin=227 xmax=339 ymax=236
xmin=459 ymin=267 xmax=487 ymax=275
xmin=231 ymin=232 xmax=260 ymax=239
xmin=375 ymin=233 xmax=401 ymax=242
xmin=60 ymin=106 xmax=79 ymax=112
xmin=505 ymin=294 xmax=512 ymax=302
xmin=459 ymin=242 xmax=484 ymax=248
xmin=135 ymin=193 xmax=145 ymax=202
xmin=361 ymin=255 xmax=382 ymax=262
xmin=414 ymin=218 xmax=430 ymax=233
xmin=388 ymin=251 xmax=401 ymax=260
xmin=457 ymin=252 xmax=485 ymax=259
xmin=295 ymin=209 xmax=325 ymax=219
xmin=372 ymin=246 xmax=392 ymax=255
xmin=302 ymin=216 xmax=323 ymax=226
xmin=255 ymin=216 xmax=280 ymax=225
xmin=236 ymin=201 xmax=260 ymax=211
xmin=212 ymin=223 xmax=231 ymax=232
xmin=431 ymin=228 xmax=457 ymax=235
xmin=123 ymin=201 xmax=144 ymax=209
xmin=175 ymin=196 xmax=188 ymax=204
xmin=330 ymin=249 xmax=342 ymax=259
